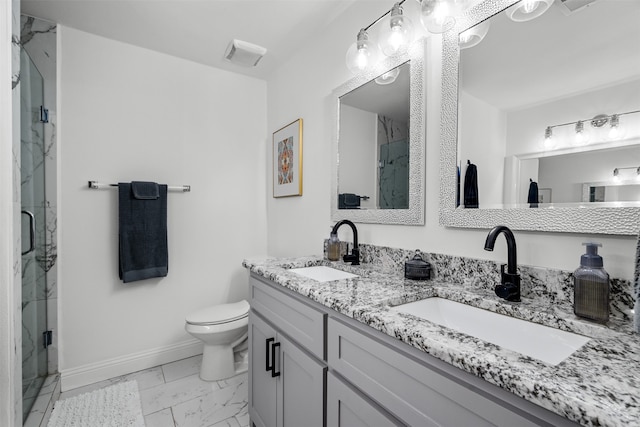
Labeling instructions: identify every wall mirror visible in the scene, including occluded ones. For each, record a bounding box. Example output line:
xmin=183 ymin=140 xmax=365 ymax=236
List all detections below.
xmin=331 ymin=39 xmax=425 ymax=225
xmin=440 ymin=0 xmax=640 ymax=234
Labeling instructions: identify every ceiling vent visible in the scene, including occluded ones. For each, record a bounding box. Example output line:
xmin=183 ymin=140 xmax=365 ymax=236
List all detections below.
xmin=557 ymin=0 xmax=598 ymax=15
xmin=224 ymin=39 xmax=267 ymax=67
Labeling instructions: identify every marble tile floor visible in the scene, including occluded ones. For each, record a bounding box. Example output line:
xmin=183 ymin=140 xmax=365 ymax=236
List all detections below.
xmin=24 ymin=354 xmax=249 ymax=427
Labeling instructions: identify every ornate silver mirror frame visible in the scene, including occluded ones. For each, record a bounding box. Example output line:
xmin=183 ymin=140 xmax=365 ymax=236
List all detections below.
xmin=439 ymin=0 xmax=640 ymax=235
xmin=331 ymin=38 xmax=425 ymax=225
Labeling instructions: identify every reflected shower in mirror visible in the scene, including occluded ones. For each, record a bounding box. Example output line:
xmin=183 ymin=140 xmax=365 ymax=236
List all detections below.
xmin=339 ymin=62 xmax=410 ymax=210
xmin=332 ymin=39 xmax=425 ymax=226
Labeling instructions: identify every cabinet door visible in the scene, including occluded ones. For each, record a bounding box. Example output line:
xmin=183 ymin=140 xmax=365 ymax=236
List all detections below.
xmin=277 ymin=334 xmax=326 ymax=427
xmin=327 ymin=372 xmax=402 ymax=427
xmin=249 ymin=311 xmax=277 ymax=427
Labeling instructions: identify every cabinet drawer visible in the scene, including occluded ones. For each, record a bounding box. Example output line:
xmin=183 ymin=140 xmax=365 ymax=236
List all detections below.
xmin=250 ymin=275 xmax=325 ymax=359
xmin=328 ymin=316 xmax=564 ymax=427
xmin=327 ymin=371 xmax=402 ymax=427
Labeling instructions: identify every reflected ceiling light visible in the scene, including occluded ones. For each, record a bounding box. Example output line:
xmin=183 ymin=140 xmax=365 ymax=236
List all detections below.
xmin=608 ymin=114 xmax=627 ymax=140
xmin=346 ymin=29 xmax=379 ymax=74
xmin=543 ymin=109 xmax=640 ymax=149
xmin=505 ymin=0 xmax=553 ymax=22
xmin=375 ymin=67 xmax=401 ymax=85
xmin=420 ymin=0 xmax=467 ymax=34
xmin=379 ymin=2 xmax=415 ymax=56
xmin=543 ymin=126 xmax=554 ymax=149
xmin=574 ymin=120 xmax=590 ymax=145
xmin=459 ymin=20 xmax=491 ymax=49
xmin=612 ymin=166 xmax=640 ymax=181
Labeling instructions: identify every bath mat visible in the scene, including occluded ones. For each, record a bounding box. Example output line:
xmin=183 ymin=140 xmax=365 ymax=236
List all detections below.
xmin=48 ymin=380 xmax=145 ymax=427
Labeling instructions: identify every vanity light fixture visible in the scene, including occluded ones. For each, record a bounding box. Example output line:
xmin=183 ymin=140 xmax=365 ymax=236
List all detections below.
xmin=459 ymin=19 xmax=491 ymax=49
xmin=505 ymin=0 xmax=553 ymax=22
xmin=346 ymin=0 xmax=467 ymax=74
xmin=613 ymin=166 xmax=640 ymax=177
xmin=612 ymin=166 xmax=640 ymax=182
xmin=543 ymin=109 xmax=640 ymax=149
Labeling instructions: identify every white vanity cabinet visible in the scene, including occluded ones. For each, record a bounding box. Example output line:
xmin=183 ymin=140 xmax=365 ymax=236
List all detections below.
xmin=248 ymin=275 xmax=326 ymax=427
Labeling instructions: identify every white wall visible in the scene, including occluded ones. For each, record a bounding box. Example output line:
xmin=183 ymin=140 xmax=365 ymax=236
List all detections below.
xmin=338 ymin=104 xmax=377 ymax=208
xmin=58 ymin=27 xmax=267 ymax=390
xmin=459 ymin=90 xmax=507 ymax=207
xmin=538 ymin=146 xmax=640 ymax=203
xmin=266 ymin=1 xmax=637 ymax=282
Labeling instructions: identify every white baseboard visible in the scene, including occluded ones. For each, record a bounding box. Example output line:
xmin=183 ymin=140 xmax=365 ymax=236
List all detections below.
xmin=60 ymin=339 xmax=202 ymax=392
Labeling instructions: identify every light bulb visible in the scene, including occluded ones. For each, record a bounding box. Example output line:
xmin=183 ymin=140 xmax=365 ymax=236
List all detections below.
xmin=504 ymin=0 xmax=553 ymax=22
xmin=346 ymin=29 xmax=378 ymax=74
xmin=421 ymin=0 xmax=456 ymax=34
xmin=574 ymin=121 xmax=590 ymax=145
xmin=375 ymin=67 xmax=401 ymax=85
xmin=459 ymin=20 xmax=491 ymax=49
xmin=543 ymin=126 xmax=554 ymax=149
xmin=522 ymin=0 xmax=537 ymax=14
xmin=612 ymin=168 xmax=620 ymax=182
xmin=379 ymin=3 xmax=415 ymax=57
xmin=608 ymin=114 xmax=626 ymax=140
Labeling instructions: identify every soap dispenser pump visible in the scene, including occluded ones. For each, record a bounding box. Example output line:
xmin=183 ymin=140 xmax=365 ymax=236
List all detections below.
xmin=327 ymin=232 xmax=341 ymax=261
xmin=574 ymin=242 xmax=610 ymax=323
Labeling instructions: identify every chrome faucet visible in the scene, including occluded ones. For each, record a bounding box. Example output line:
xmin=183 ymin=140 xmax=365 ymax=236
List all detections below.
xmin=331 ymin=220 xmax=359 ymax=265
xmin=484 ymin=225 xmax=521 ymax=302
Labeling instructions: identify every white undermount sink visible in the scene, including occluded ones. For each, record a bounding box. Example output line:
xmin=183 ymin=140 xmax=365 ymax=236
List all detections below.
xmin=390 ymin=298 xmax=590 ymax=366
xmin=289 ymin=266 xmax=358 ymax=283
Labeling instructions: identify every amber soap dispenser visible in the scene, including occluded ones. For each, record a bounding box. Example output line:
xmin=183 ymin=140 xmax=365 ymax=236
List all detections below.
xmin=573 ymin=243 xmax=610 ymax=323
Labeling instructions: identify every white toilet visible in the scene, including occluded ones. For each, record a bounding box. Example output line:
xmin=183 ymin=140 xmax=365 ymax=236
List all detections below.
xmin=185 ymin=300 xmax=250 ymax=381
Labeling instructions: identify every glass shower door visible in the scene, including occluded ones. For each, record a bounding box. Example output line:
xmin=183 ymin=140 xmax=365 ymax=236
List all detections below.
xmin=20 ymin=48 xmax=48 ymax=422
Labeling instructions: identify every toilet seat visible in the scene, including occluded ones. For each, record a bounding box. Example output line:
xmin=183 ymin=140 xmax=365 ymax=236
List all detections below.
xmin=186 ymin=300 xmax=249 ymax=326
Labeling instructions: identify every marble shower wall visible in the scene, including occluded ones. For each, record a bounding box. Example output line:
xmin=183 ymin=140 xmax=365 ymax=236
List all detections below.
xmin=377 ymin=116 xmax=409 ymax=209
xmin=12 ymin=0 xmax=22 ymax=423
xmin=20 ymin=15 xmax=58 ymax=377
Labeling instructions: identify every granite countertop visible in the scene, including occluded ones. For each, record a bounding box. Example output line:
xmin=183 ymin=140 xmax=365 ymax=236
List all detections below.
xmin=243 ymin=255 xmax=640 ymax=427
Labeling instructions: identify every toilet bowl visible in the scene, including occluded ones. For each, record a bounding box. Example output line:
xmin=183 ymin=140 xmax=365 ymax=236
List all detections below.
xmin=185 ymin=300 xmax=250 ymax=381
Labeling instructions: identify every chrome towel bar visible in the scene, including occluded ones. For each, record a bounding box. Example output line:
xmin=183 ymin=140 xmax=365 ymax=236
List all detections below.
xmin=88 ymin=180 xmax=191 ymax=192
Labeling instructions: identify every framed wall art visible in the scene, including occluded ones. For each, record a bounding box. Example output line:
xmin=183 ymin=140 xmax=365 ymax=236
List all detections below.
xmin=273 ymin=118 xmax=303 ymax=197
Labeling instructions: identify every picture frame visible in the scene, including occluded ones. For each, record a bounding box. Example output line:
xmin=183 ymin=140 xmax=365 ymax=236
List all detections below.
xmin=273 ymin=118 xmax=303 ymax=198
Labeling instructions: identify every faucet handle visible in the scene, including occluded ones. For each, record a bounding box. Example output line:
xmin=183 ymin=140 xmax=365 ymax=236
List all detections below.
xmin=343 ymin=248 xmax=360 ymax=266
xmin=498 ymin=264 xmax=521 ymax=302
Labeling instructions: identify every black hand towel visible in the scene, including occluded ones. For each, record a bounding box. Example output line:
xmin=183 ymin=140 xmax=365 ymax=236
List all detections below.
xmin=464 ymin=163 xmax=479 ymax=208
xmin=118 ymin=181 xmax=168 ymax=283
xmin=527 ymin=180 xmax=539 ymax=204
